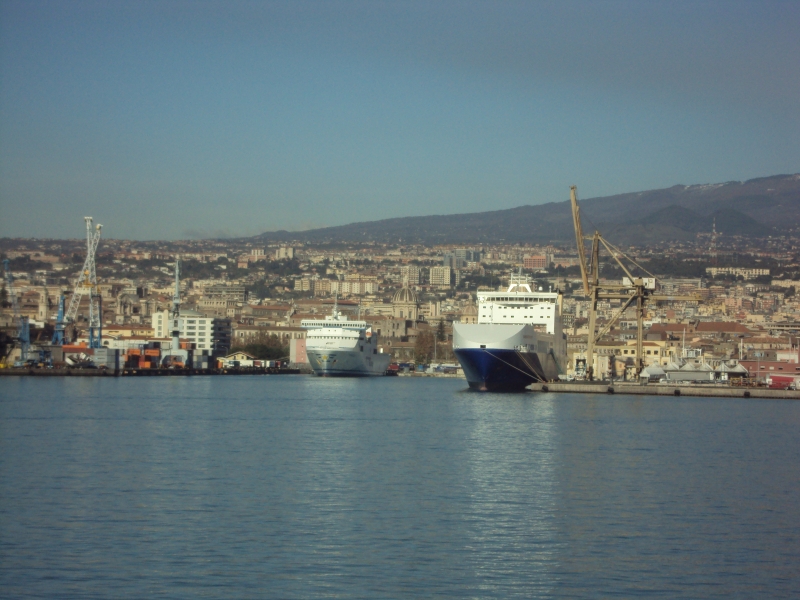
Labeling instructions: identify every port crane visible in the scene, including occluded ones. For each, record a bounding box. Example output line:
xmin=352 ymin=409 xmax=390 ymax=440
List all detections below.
xmin=3 ymin=259 xmax=30 ymax=365
xmin=51 ymin=294 xmax=66 ymax=345
xmin=162 ymin=257 xmax=188 ymax=367
xmin=570 ymin=186 xmax=700 ymax=380
xmin=64 ymin=217 xmax=103 ymax=348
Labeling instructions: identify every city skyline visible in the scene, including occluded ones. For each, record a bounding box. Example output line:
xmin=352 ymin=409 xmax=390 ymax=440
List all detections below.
xmin=2 ymin=0 xmax=799 ymax=240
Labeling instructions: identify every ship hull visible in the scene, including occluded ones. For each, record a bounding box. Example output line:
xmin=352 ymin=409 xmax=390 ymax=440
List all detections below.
xmin=453 ymin=323 xmax=564 ymax=392
xmin=306 ymin=349 xmax=391 ymax=377
xmin=454 ymin=348 xmax=548 ymax=391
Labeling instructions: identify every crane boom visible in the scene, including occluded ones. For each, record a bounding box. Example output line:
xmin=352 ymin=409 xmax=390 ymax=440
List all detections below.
xmin=570 ymin=186 xmax=591 ymax=296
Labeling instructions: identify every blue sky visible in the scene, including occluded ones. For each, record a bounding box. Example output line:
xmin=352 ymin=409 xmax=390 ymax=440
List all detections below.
xmin=1 ymin=0 xmax=798 ymax=240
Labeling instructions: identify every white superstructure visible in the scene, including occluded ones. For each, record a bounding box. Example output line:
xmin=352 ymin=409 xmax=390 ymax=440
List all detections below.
xmin=476 ymin=273 xmax=564 ymax=336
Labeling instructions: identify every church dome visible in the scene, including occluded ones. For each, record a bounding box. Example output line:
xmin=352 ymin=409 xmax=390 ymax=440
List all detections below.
xmin=462 ymin=303 xmax=478 ymax=316
xmin=392 ymin=286 xmax=418 ymax=304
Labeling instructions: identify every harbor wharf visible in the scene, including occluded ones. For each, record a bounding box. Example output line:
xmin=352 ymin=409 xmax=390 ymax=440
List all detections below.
xmin=528 ymin=381 xmax=800 ymax=400
xmin=0 ymin=367 xmax=302 ymax=377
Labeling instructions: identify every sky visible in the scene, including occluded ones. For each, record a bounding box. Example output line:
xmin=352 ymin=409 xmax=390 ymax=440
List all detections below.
xmin=1 ymin=0 xmax=799 ymax=241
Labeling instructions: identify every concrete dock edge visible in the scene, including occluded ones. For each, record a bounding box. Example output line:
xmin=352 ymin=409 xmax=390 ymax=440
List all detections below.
xmin=528 ymin=382 xmax=800 ymax=399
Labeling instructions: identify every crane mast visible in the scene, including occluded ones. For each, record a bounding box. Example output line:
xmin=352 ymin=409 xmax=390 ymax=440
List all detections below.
xmin=52 ymin=294 xmax=66 ymax=345
xmin=162 ymin=257 xmax=188 ymax=368
xmin=171 ymin=258 xmax=181 ymax=353
xmin=65 ymin=217 xmax=103 ymax=347
xmin=3 ymin=259 xmax=30 ymax=363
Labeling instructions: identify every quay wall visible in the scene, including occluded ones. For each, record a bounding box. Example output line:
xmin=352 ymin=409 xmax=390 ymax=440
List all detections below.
xmin=528 ymin=382 xmax=800 ymax=400
xmin=397 ymin=372 xmax=465 ymax=379
xmin=0 ymin=367 xmax=302 ymax=377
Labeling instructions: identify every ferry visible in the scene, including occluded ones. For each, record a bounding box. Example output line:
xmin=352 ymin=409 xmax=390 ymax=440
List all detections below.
xmin=453 ymin=272 xmax=567 ymax=391
xmin=301 ymin=299 xmax=391 ymax=377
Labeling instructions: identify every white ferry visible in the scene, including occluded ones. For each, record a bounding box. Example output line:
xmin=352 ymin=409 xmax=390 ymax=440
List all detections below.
xmin=453 ymin=272 xmax=567 ymax=391
xmin=301 ymin=300 xmax=391 ymax=377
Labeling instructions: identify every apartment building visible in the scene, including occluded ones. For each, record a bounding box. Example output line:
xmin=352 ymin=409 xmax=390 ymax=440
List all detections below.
xmin=430 ymin=266 xmax=452 ymax=288
xmin=152 ymin=309 xmax=231 ymax=352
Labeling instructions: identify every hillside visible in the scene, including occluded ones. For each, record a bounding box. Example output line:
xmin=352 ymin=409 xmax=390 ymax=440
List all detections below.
xmin=254 ymin=173 xmax=800 ymax=245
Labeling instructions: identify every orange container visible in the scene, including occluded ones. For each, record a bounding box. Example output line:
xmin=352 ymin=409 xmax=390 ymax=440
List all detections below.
xmin=144 ymin=349 xmax=160 ymax=357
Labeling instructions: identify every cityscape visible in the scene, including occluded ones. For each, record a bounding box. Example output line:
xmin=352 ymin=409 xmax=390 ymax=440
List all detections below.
xmin=2 ymin=2 xmax=798 ymax=597
xmin=2 ymin=195 xmax=799 ymax=386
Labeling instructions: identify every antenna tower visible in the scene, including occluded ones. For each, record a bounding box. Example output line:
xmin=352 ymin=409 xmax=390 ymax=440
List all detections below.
xmin=710 ymin=217 xmax=718 ymax=267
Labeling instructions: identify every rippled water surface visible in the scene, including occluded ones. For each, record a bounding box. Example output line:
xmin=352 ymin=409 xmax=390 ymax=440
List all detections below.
xmin=1 ymin=376 xmax=799 ymax=598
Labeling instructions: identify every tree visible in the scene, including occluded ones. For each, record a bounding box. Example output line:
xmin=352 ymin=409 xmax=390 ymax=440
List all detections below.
xmin=231 ymin=331 xmax=289 ymax=360
xmin=415 ymin=331 xmax=435 ymax=364
xmin=436 ymin=320 xmax=446 ymax=342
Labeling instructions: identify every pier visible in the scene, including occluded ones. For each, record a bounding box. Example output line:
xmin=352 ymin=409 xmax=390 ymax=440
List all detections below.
xmin=528 ymin=382 xmax=800 ymax=400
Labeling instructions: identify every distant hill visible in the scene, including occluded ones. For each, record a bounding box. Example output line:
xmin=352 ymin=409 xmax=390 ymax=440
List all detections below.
xmin=254 ymin=173 xmax=800 ymax=245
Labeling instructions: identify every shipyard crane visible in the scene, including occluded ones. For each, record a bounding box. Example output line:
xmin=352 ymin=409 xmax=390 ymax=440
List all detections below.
xmin=65 ymin=217 xmax=103 ymax=348
xmin=162 ymin=257 xmax=188 ymax=367
xmin=52 ymin=294 xmax=66 ymax=345
xmin=3 ymin=259 xmax=30 ymax=364
xmin=570 ymin=186 xmax=700 ymax=380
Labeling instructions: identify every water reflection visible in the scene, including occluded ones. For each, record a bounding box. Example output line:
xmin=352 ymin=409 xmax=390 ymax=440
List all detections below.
xmin=461 ymin=394 xmax=559 ymax=596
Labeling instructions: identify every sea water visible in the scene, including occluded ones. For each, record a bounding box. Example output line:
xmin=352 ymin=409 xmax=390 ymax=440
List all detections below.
xmin=1 ymin=376 xmax=798 ymax=598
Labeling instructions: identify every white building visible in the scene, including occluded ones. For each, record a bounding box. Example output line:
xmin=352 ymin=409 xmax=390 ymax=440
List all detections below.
xmin=430 ymin=266 xmax=452 ymax=288
xmin=152 ymin=309 xmax=218 ymax=351
xmin=275 ymin=246 xmax=295 ymax=260
xmin=400 ymin=265 xmax=421 ymax=285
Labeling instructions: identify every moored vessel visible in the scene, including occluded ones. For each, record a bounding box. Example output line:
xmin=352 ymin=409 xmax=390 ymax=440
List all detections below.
xmin=453 ymin=273 xmax=567 ymax=391
xmin=301 ymin=299 xmax=391 ymax=376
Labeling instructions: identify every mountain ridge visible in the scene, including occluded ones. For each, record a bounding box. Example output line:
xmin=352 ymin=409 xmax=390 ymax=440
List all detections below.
xmin=253 ymin=173 xmax=800 ymax=245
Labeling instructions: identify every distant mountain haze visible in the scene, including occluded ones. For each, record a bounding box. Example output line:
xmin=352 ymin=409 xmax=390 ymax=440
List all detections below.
xmin=253 ymin=174 xmax=800 ymax=245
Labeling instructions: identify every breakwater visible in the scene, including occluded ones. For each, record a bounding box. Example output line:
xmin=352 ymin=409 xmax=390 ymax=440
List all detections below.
xmin=528 ymin=381 xmax=800 ymax=399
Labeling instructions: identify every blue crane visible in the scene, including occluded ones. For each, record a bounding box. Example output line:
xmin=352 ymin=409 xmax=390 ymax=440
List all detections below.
xmin=3 ymin=259 xmax=30 ymax=364
xmin=52 ymin=294 xmax=66 ymax=345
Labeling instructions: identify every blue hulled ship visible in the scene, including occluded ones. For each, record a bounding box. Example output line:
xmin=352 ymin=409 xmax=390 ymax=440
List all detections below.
xmin=453 ymin=273 xmax=567 ymax=391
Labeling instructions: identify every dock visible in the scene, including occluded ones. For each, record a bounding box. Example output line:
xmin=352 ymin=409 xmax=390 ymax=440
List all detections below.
xmin=528 ymin=382 xmax=800 ymax=400
xmin=0 ymin=367 xmax=303 ymax=377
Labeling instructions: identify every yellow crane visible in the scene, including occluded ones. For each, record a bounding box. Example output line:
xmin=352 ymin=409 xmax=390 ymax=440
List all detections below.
xmin=570 ymin=186 xmax=700 ymax=380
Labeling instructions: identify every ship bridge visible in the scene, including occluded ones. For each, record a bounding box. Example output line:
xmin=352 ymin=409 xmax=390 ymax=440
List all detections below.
xmin=476 ymin=274 xmax=562 ymax=335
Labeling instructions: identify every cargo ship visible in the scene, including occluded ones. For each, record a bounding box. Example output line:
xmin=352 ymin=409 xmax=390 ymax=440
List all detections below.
xmin=453 ymin=273 xmax=567 ymax=391
xmin=301 ymin=300 xmax=391 ymax=376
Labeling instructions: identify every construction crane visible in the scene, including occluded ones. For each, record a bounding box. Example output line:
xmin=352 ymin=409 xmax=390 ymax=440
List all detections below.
xmin=163 ymin=257 xmax=188 ymax=367
xmin=570 ymin=186 xmax=700 ymax=380
xmin=65 ymin=217 xmax=103 ymax=348
xmin=3 ymin=259 xmax=30 ymax=365
xmin=171 ymin=257 xmax=181 ymax=353
xmin=52 ymin=294 xmax=66 ymax=345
